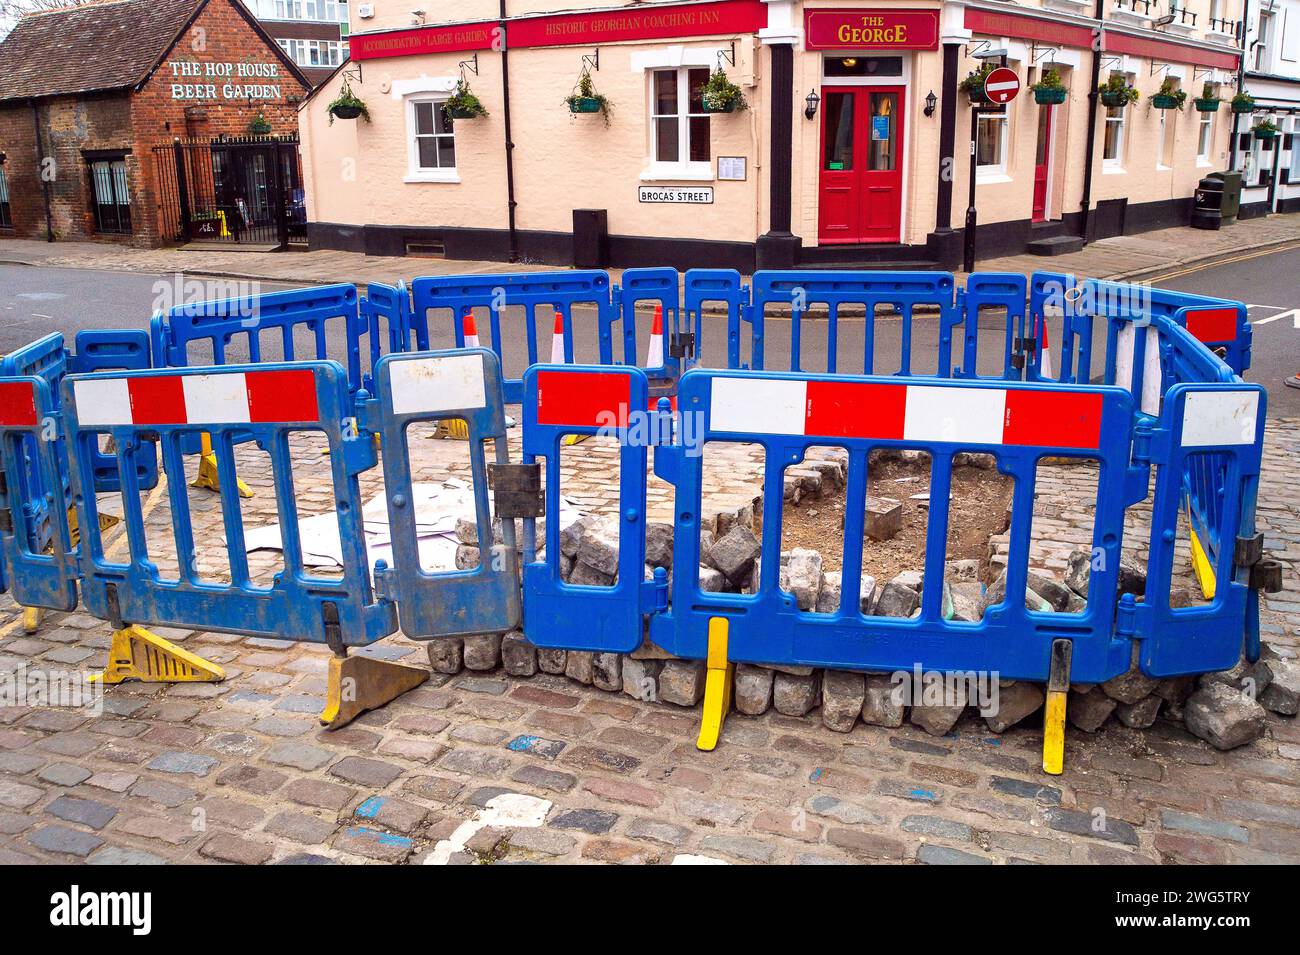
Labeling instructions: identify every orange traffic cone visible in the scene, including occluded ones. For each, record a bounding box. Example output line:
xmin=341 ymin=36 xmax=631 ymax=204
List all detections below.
xmin=1038 ymin=312 xmax=1053 ymax=379
xmin=462 ymin=308 xmax=480 ymax=348
xmin=550 ymin=310 xmax=566 ymax=364
xmin=645 ymin=304 xmax=665 ymax=368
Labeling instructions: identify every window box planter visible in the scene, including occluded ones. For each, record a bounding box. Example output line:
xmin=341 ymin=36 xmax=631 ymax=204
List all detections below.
xmin=1034 ymin=87 xmax=1068 ymax=105
xmin=1194 ymin=98 xmax=1221 ymax=112
xmin=1151 ymin=94 xmax=1182 ymax=110
xmin=568 ymin=96 xmax=603 ymax=114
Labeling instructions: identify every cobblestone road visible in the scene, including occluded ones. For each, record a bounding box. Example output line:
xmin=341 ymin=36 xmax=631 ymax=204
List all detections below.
xmin=0 ymin=420 xmax=1295 ymax=865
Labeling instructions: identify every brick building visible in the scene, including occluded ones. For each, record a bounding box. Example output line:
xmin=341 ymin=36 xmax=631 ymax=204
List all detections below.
xmin=0 ymin=0 xmax=310 ymax=246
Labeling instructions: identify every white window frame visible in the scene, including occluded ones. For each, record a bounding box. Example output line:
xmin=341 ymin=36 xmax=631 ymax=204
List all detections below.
xmin=1291 ymin=117 xmax=1300 ymax=183
xmin=1103 ymin=103 xmax=1127 ymax=172
xmin=1197 ymin=107 xmax=1215 ymax=165
xmin=975 ymin=107 xmax=1011 ymax=182
xmin=1256 ymin=11 xmax=1273 ymax=72
xmin=644 ymin=66 xmax=713 ymax=181
xmin=408 ymin=98 xmax=465 ymax=184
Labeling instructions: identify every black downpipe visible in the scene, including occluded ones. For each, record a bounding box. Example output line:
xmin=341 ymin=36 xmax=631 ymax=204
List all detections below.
xmin=1230 ymin=0 xmax=1250 ymax=172
xmin=1078 ymin=4 xmax=1104 ymax=245
xmin=934 ymin=43 xmax=959 ymax=230
xmin=499 ymin=2 xmax=519 ymax=263
xmin=32 ymin=101 xmax=54 ymax=242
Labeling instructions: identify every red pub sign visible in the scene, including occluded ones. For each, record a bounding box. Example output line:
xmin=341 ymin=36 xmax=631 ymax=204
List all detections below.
xmin=350 ymin=0 xmax=768 ymax=61
xmin=804 ymin=8 xmax=940 ymax=51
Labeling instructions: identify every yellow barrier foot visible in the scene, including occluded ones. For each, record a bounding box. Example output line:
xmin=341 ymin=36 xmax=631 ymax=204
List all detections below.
xmin=320 ymin=651 xmax=429 ymax=730
xmin=90 ymin=625 xmax=226 ymax=685
xmin=67 ymin=506 xmax=119 ymax=549
xmin=1188 ymin=508 xmax=1216 ymax=601
xmin=1042 ymin=638 xmax=1072 ymax=776
xmin=561 ymin=433 xmax=588 ymax=447
xmin=21 ymin=606 xmax=45 ymax=634
xmin=192 ymin=433 xmax=253 ymax=499
xmin=695 ymin=617 xmax=734 ymax=752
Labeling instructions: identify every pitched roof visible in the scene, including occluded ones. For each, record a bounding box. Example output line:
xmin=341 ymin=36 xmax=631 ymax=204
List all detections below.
xmin=0 ymin=0 xmax=301 ymax=103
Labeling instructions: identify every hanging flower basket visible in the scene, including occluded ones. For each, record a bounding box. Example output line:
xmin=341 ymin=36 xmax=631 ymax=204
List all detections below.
xmin=1034 ymin=87 xmax=1067 ymax=105
xmin=960 ymin=63 xmax=995 ymax=106
xmin=326 ymin=80 xmax=370 ymax=125
xmin=1151 ymin=94 xmax=1181 ymax=109
xmin=1194 ymin=98 xmax=1221 ymax=113
xmin=564 ymin=69 xmax=612 ymax=126
xmin=1099 ymin=91 xmax=1128 ymax=108
xmin=1231 ymin=95 xmax=1255 ymax=113
xmin=444 ymin=79 xmax=488 ymax=120
xmin=701 ymin=67 xmax=747 ymax=114
xmin=1252 ymin=124 xmax=1278 ymax=141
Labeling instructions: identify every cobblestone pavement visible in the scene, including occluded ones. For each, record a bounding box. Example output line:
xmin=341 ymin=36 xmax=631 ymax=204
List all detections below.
xmin=0 ymin=419 xmax=1295 ymax=865
xmin=1 ymin=214 xmax=1297 ymax=291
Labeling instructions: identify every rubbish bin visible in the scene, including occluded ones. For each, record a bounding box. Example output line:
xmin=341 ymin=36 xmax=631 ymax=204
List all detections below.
xmin=1191 ymin=177 xmax=1224 ymax=231
xmin=1209 ymin=170 xmax=1243 ymax=224
xmin=572 ymin=209 xmax=609 ymax=269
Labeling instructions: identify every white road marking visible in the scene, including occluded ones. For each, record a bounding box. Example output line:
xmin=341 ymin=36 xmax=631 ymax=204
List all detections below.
xmin=1251 ymin=308 xmax=1298 ymax=327
xmin=425 ymin=792 xmax=551 ymax=865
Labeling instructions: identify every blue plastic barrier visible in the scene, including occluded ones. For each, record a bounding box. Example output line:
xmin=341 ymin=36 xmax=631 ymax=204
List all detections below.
xmin=0 ymin=375 xmax=79 ymax=611
xmin=646 ymin=368 xmax=1138 ymax=683
xmin=1136 ymin=380 xmax=1266 ymax=675
xmin=151 ymin=283 xmax=370 ymax=395
xmin=684 ymin=269 xmax=749 ymax=370
xmin=960 ymin=272 xmax=1027 ymax=380
xmin=617 ymin=267 xmax=681 ymax=382
xmin=747 ymin=271 xmax=960 ymax=377
xmin=410 ymin=271 xmax=618 ymax=404
xmin=356 ymin=280 xmax=412 ymax=392
xmin=369 ymin=349 xmax=521 ymax=639
xmin=519 ymin=365 xmax=662 ymax=652
xmin=61 ymin=361 xmax=395 ymax=646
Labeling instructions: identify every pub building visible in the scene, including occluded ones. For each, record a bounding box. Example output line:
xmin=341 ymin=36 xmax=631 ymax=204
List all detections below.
xmin=299 ymin=0 xmax=1246 ymax=270
xmin=0 ymin=0 xmax=309 ymax=246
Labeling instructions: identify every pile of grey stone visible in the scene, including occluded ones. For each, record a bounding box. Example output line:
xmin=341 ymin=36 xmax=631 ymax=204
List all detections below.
xmin=441 ymin=496 xmax=1293 ymax=754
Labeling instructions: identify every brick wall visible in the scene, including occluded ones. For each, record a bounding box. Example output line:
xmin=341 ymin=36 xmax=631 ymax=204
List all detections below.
xmin=0 ymin=0 xmax=308 ymax=246
xmin=131 ymin=0 xmax=309 ymax=244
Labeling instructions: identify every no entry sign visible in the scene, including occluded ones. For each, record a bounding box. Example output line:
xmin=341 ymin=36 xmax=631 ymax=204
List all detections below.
xmin=983 ymin=67 xmax=1021 ymax=104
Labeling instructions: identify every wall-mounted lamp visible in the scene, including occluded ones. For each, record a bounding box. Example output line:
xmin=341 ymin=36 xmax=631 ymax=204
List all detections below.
xmin=804 ymin=89 xmax=821 ymax=120
xmin=924 ymin=90 xmax=937 ymax=117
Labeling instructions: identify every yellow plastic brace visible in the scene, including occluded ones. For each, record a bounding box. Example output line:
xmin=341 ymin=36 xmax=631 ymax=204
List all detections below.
xmin=1187 ymin=505 xmax=1217 ymax=600
xmin=1042 ymin=638 xmax=1072 ymax=776
xmin=192 ymin=432 xmax=252 ymax=499
xmin=695 ymin=616 xmax=735 ymax=752
xmin=91 ymin=625 xmax=225 ymax=685
xmin=320 ymin=652 xmax=429 ymax=730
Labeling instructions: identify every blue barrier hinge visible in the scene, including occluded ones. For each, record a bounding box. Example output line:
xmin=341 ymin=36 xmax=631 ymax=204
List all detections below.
xmin=642 ymin=566 xmax=670 ymax=615
xmin=1116 ymin=593 xmax=1143 ymax=640
xmin=1124 ymin=414 xmax=1164 ymax=505
xmin=954 ymin=288 xmax=968 ymax=323
xmin=652 ymin=441 xmax=682 ymax=486
xmin=372 ymin=559 xmax=395 ymax=603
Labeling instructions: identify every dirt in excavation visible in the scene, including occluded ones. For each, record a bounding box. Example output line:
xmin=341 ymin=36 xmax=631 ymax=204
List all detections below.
xmin=773 ymin=454 xmax=1014 ymax=584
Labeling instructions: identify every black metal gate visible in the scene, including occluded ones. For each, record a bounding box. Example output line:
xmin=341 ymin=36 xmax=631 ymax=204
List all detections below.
xmin=153 ymin=136 xmax=307 ymax=249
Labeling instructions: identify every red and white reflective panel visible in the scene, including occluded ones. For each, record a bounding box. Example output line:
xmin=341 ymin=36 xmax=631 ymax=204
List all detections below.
xmin=1180 ymin=391 xmax=1258 ymax=447
xmin=709 ymin=377 xmax=1105 ymax=449
xmin=390 ymin=353 xmax=486 ymax=415
xmin=73 ymin=370 xmax=319 ymax=427
xmin=1184 ymin=307 xmax=1238 ymax=345
xmin=0 ymin=381 xmax=38 ymax=427
xmin=536 ymin=369 xmax=632 ymax=428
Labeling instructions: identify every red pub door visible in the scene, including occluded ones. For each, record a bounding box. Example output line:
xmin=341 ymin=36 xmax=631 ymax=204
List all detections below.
xmin=818 ymin=86 xmax=905 ymax=243
xmin=1032 ymin=104 xmax=1054 ymax=222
